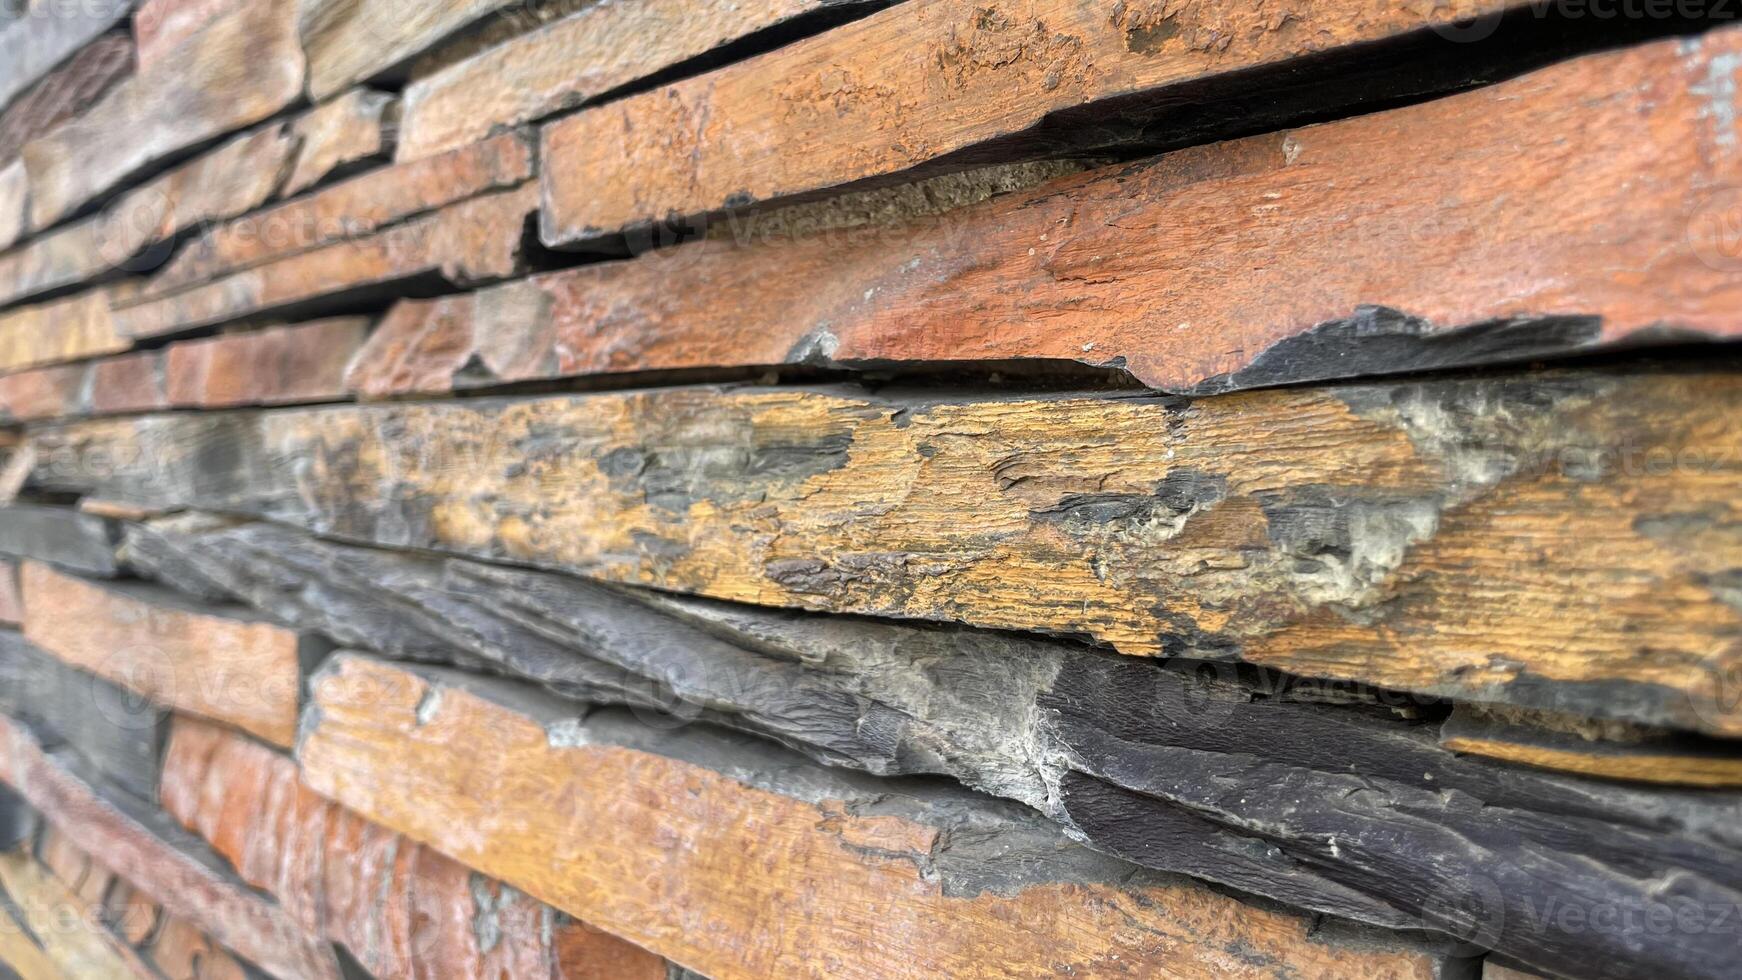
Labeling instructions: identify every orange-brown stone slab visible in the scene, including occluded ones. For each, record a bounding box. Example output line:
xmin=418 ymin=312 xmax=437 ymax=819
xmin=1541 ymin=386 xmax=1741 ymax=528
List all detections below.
xmin=21 ymin=562 xmax=323 ymax=747
xmin=163 ymin=318 xmax=369 ymax=409
xmin=114 ymin=183 xmax=538 ymax=341
xmin=19 ymin=0 xmax=303 ymax=231
xmin=0 ymin=712 xmax=341 ymax=979
xmin=132 ymin=0 xmax=242 ymax=73
xmin=299 ymin=655 xmax=1458 ymax=980
xmin=539 ymin=0 xmax=1529 ymax=245
xmin=163 ymin=716 xmax=668 ymax=979
xmin=283 ymin=88 xmax=399 ymax=197
xmin=299 ymin=0 xmax=524 ymax=100
xmin=364 ymin=29 xmax=1742 ymax=395
xmin=0 ymin=289 xmax=129 ymax=374
xmin=0 ymin=121 xmax=296 ymax=308
xmin=397 ymin=0 xmax=878 ymax=162
xmin=147 ymin=131 xmax=533 ymax=299
xmin=30 ymin=368 xmax=1742 ymax=735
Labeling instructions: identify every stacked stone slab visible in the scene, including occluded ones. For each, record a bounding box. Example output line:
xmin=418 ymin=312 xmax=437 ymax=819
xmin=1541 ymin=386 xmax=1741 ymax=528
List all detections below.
xmin=0 ymin=2 xmax=1738 ymax=979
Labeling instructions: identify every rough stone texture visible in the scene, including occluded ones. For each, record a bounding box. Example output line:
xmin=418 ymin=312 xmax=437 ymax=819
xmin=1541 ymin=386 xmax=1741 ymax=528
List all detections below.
xmin=0 ymin=0 xmax=134 ymax=112
xmin=0 ymin=362 xmax=86 ymax=424
xmin=0 ymin=632 xmax=166 ymax=801
xmin=148 ymin=131 xmax=533 ymax=299
xmin=0 ymin=559 xmax=20 ymax=625
xmin=0 ymin=159 xmax=24 ymax=251
xmin=0 ymin=121 xmax=297 ymax=308
xmin=0 ymin=506 xmax=118 ymax=577
xmin=340 ymin=31 xmax=1737 ymax=390
xmin=162 ymin=716 xmax=669 ymax=979
xmin=0 ymin=848 xmax=156 ymax=977
xmin=0 ymin=317 xmax=369 ymax=422
xmin=132 ymin=0 xmax=242 ymax=72
xmin=19 ymin=0 xmax=302 ymax=231
xmin=119 ymin=514 xmax=1742 ymax=980
xmin=283 ymin=88 xmax=398 ymax=197
xmin=537 ymin=0 xmax=1535 ymax=245
xmin=37 ymin=369 xmax=1742 ymax=735
xmin=0 ymin=31 xmax=131 ymax=170
xmin=300 ymin=653 xmax=1462 ymax=980
xmin=21 ymin=562 xmax=325 ymax=747
xmin=0 ymin=712 xmax=342 ymax=979
xmin=113 ymin=183 xmax=538 ymax=341
xmin=0 ymin=288 xmax=130 ymax=373
xmin=1439 ymin=705 xmax=1742 ymax=788
xmin=87 ymin=352 xmax=167 ymax=417
xmin=398 ymin=0 xmax=877 ymax=162
xmin=163 ymin=318 xmax=370 ymax=408
xmin=298 ymin=0 xmax=526 ymax=100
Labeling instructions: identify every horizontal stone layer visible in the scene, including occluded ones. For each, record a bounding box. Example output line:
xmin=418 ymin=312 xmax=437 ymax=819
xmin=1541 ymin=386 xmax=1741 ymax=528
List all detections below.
xmin=144 ymin=131 xmax=534 ymax=300
xmin=342 ymin=29 xmax=1742 ymax=395
xmin=162 ymin=716 xmax=668 ymax=979
xmin=121 ymin=514 xmax=1742 ymax=979
xmin=282 ymin=87 xmax=397 ymax=198
xmin=298 ymin=0 xmax=521 ymax=100
xmin=19 ymin=0 xmax=302 ymax=231
xmin=299 ymin=652 xmax=1459 ymax=979
xmin=0 ymin=712 xmax=342 ymax=978
xmin=112 ymin=183 xmax=538 ymax=341
xmin=397 ymin=0 xmax=880 ymax=162
xmin=32 ymin=369 xmax=1742 ymax=734
xmin=539 ymin=0 xmax=1616 ymax=246
xmin=22 ymin=562 xmax=325 ymax=747
xmin=0 ymin=121 xmax=296 ymax=308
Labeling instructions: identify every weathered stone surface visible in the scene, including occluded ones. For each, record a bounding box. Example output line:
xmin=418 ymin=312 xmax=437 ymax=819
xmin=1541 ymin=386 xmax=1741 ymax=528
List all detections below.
xmin=362 ymin=30 xmax=1742 ymax=393
xmin=398 ymin=0 xmax=877 ymax=162
xmin=282 ymin=88 xmax=397 ymax=197
xmin=0 ymin=848 xmax=154 ymax=977
xmin=148 ymin=131 xmax=533 ymax=298
xmin=143 ymin=912 xmax=254 ymax=980
xmin=0 ymin=317 xmax=369 ymax=422
xmin=1439 ymin=705 xmax=1742 ymax=788
xmin=0 ymin=159 xmax=25 ymax=251
xmin=86 ymin=352 xmax=165 ymax=417
xmin=537 ymin=0 xmax=1565 ymax=245
xmin=121 ymin=514 xmax=1742 ymax=979
xmin=21 ymin=563 xmax=325 ymax=747
xmin=114 ymin=183 xmax=537 ymax=341
xmin=299 ymin=0 xmax=524 ymax=100
xmin=19 ymin=0 xmax=302 ymax=230
xmin=163 ymin=716 xmax=668 ymax=979
xmin=0 ymin=122 xmax=297 ymax=307
xmin=0 ymin=632 xmax=166 ymax=801
xmin=163 ymin=318 xmax=369 ymax=409
xmin=0 ymin=31 xmax=131 ymax=167
xmin=0 ymin=872 xmax=65 ymax=980
xmin=0 ymin=363 xmax=86 ymax=425
xmin=0 ymin=506 xmax=117 ymax=577
xmin=0 ymin=288 xmax=129 ymax=374
xmin=0 ymin=0 xmax=133 ymax=111
xmin=0 ymin=560 xmax=20 ymax=625
xmin=300 ymin=653 xmax=1460 ymax=980
xmin=132 ymin=0 xmax=240 ymax=72
xmin=0 ymin=713 xmax=341 ymax=979
xmin=38 ymin=369 xmax=1742 ymax=735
